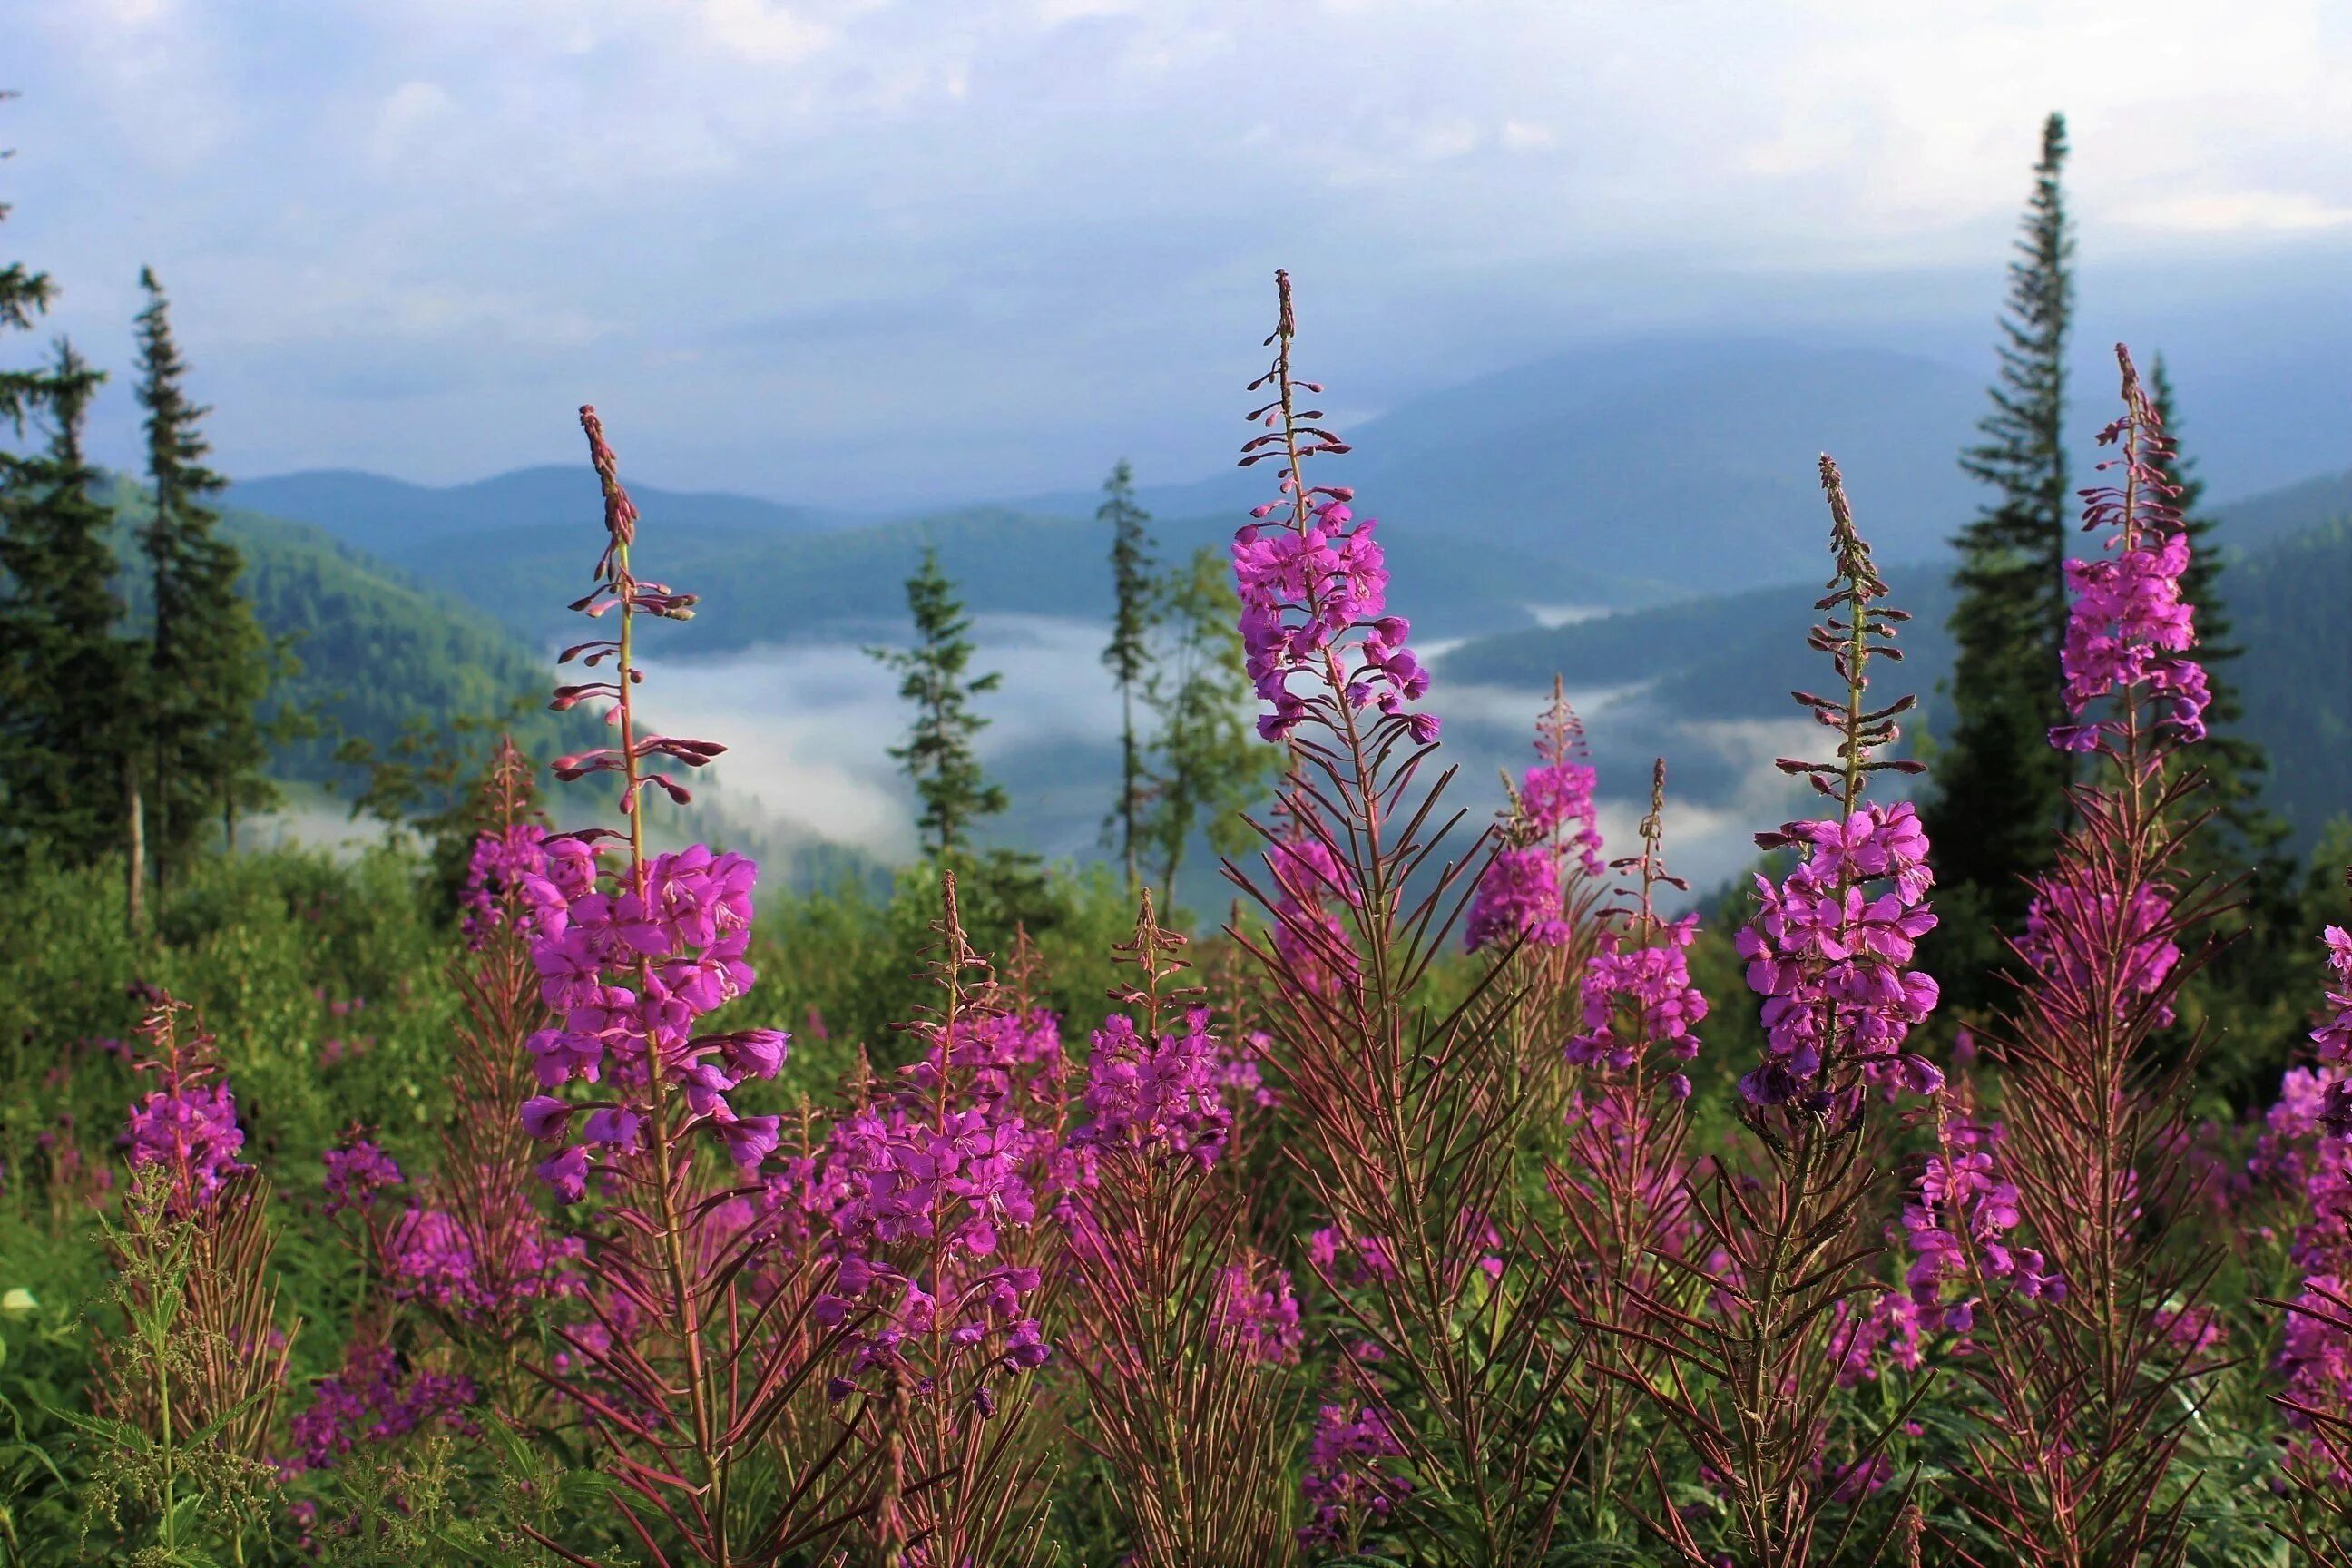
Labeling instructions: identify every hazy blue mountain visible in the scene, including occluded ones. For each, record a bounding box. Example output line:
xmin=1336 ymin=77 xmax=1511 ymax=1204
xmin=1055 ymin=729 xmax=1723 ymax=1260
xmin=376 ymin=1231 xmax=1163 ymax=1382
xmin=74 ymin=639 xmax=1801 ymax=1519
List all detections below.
xmin=233 ymin=336 xmax=1990 ymax=614
xmin=1437 ymin=463 xmax=2352 ymax=847
xmin=1013 ymin=336 xmax=1988 ymax=588
xmin=225 ymin=465 xmax=841 ymax=562
xmin=2213 ymin=467 xmax=2352 ymax=554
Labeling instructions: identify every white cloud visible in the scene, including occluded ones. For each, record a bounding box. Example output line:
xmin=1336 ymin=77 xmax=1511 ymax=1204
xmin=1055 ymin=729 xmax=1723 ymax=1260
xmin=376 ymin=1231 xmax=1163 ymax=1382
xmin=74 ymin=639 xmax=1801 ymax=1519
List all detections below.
xmin=13 ymin=0 xmax=2351 ymax=498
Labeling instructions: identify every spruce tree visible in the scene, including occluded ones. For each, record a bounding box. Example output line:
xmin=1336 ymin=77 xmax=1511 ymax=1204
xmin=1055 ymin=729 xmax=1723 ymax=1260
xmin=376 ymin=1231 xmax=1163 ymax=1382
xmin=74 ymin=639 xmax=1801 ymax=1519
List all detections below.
xmin=2147 ymin=354 xmax=2282 ymax=861
xmin=868 ymin=545 xmax=1007 ymax=859
xmin=0 ymin=93 xmax=56 ymax=441
xmin=1099 ymin=459 xmax=1156 ymax=894
xmin=1925 ymin=112 xmax=2077 ymax=1003
xmin=0 ymin=339 xmax=141 ymax=866
xmin=1140 ymin=544 xmax=1279 ymax=905
xmin=133 ymin=266 xmax=275 ymax=886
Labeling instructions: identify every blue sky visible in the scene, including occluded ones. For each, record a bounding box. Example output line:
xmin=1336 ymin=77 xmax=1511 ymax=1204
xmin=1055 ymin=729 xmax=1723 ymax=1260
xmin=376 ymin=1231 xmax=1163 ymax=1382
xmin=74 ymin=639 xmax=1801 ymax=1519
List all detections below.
xmin=9 ymin=0 xmax=2352 ymax=506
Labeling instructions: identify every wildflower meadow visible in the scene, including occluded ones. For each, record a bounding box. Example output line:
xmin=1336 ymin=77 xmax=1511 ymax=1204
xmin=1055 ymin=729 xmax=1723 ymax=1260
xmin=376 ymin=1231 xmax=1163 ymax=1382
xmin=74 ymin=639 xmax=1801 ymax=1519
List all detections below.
xmin=6 ymin=100 xmax=2352 ymax=1568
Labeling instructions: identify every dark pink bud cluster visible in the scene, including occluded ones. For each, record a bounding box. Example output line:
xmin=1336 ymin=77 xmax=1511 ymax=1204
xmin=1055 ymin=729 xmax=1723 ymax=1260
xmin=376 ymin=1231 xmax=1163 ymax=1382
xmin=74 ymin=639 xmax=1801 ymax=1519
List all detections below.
xmin=1736 ymin=799 xmax=1941 ymax=1107
xmin=515 ymin=843 xmax=787 ymax=1197
xmin=1298 ymin=1402 xmax=1413 ymax=1545
xmin=2049 ymin=348 xmax=2210 ymax=754
xmin=1074 ymin=1008 xmax=1232 ymax=1164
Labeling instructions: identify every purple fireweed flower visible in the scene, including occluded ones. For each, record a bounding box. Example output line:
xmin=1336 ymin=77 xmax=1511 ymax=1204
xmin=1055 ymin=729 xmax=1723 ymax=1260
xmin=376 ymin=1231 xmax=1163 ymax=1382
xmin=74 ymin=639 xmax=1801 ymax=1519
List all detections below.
xmin=1467 ymin=684 xmax=1605 ymax=953
xmin=461 ymin=821 xmax=552 ymax=947
xmin=1232 ymin=271 xmax=1436 ymax=747
xmin=515 ymin=845 xmax=789 ymax=1190
xmin=1074 ymin=1008 xmax=1233 ymax=1164
xmin=122 ymin=1000 xmax=249 ymax=1210
xmin=287 ymin=1344 xmax=477 ymax=1472
xmin=1210 ymin=1255 xmax=1304 ymax=1365
xmin=806 ymin=990 xmax=1058 ymax=1397
xmin=1566 ymin=913 xmax=1708 ymax=1073
xmin=2049 ymin=346 xmax=2211 ymax=755
xmin=321 ymin=1135 xmax=404 ymax=1217
xmin=1736 ymin=802 xmax=1941 ymax=1107
xmin=2015 ymin=881 xmax=2183 ymax=1030
xmin=1298 ymin=1402 xmax=1413 ymax=1547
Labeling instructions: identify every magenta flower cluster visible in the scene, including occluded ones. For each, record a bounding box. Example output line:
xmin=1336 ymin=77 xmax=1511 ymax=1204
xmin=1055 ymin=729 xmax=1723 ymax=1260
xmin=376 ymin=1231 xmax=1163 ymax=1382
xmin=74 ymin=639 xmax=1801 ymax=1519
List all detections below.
xmin=1464 ymin=847 xmax=1570 ymax=955
xmin=321 ymin=1136 xmax=404 ymax=1217
xmin=1565 ymin=913 xmax=1707 ymax=1100
xmin=125 ymin=1063 xmax=248 ymax=1208
xmin=1298 ymin=1402 xmax=1413 ymax=1545
xmin=808 ymin=1012 xmax=1055 ymax=1396
xmin=1210 ymin=1255 xmax=1304 ymax=1366
xmin=1735 ymin=800 xmax=1941 ymax=1107
xmin=2014 ymin=882 xmax=2183 ymax=1030
xmin=515 ymin=842 xmax=789 ymax=1198
xmin=2050 ymin=351 xmax=2210 ymax=754
xmin=1232 ymin=488 xmax=1434 ymax=745
xmin=287 ymin=1344 xmax=476 ymax=1472
xmin=459 ymin=821 xmax=551 ymax=947
xmin=1896 ymin=1116 xmax=2063 ymax=1343
xmin=1075 ymin=1008 xmax=1233 ymax=1164
xmin=1465 ymin=698 xmax=1605 ymax=954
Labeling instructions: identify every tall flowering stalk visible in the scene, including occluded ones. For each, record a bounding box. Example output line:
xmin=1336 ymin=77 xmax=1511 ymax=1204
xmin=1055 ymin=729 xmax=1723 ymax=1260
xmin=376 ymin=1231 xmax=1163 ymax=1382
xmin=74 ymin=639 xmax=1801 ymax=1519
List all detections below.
xmin=1467 ymin=679 xmax=1613 ymax=1139
xmin=79 ymin=995 xmax=296 ymax=1556
xmin=516 ymin=408 xmax=862 ymax=1567
xmin=2265 ymin=914 xmax=2352 ymax=1563
xmin=350 ymin=740 xmax=583 ymax=1420
xmin=1938 ymin=346 xmax=2237 ymax=1567
xmin=1547 ymin=760 xmax=1708 ymax=1539
xmin=1061 ymin=891 xmax=1301 ymax=1566
xmin=1622 ymin=456 xmax=1940 ymax=1567
xmin=806 ymin=874 xmax=1061 ymax=1567
xmin=1227 ymin=270 xmax=1571 ymax=1564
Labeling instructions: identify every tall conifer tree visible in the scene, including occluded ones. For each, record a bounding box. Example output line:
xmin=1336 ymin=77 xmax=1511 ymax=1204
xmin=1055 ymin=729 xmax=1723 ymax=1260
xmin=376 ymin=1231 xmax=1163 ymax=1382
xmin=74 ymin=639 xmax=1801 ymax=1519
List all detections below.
xmin=0 ymin=93 xmax=55 ymax=442
xmin=1139 ymin=544 xmax=1278 ymax=905
xmin=1099 ymin=459 xmax=1155 ymax=894
xmin=133 ymin=266 xmax=274 ymax=886
xmin=1925 ymin=112 xmax=2076 ymax=1001
xmin=2147 ymin=353 xmax=2281 ymax=861
xmin=869 ymin=544 xmax=1007 ymax=859
xmin=0 ymin=340 xmax=141 ymax=866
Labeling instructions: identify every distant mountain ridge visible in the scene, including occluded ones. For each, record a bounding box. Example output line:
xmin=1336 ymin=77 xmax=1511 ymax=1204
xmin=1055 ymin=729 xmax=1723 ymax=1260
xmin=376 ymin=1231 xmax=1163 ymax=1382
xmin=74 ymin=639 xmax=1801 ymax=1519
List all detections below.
xmin=230 ymin=337 xmax=1994 ymax=601
xmin=226 ymin=466 xmax=843 ymax=556
xmin=1435 ymin=473 xmax=2352 ymax=847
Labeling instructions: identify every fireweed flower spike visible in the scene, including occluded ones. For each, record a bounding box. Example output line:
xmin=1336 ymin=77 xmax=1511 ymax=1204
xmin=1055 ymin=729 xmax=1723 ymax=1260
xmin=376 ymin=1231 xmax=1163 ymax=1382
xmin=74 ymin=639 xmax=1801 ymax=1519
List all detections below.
xmin=1622 ymin=456 xmax=1940 ymax=1568
xmin=805 ymin=873 xmax=1061 ymax=1567
xmin=1547 ymin=760 xmax=1710 ymax=1539
xmin=508 ymin=408 xmax=873 ymax=1568
xmin=1225 ymin=270 xmax=1579 ymax=1563
xmin=1937 ymin=346 xmax=2239 ymax=1568
xmin=1059 ymin=891 xmax=1303 ymax=1566
xmin=89 ymin=994 xmax=298 ymax=1530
